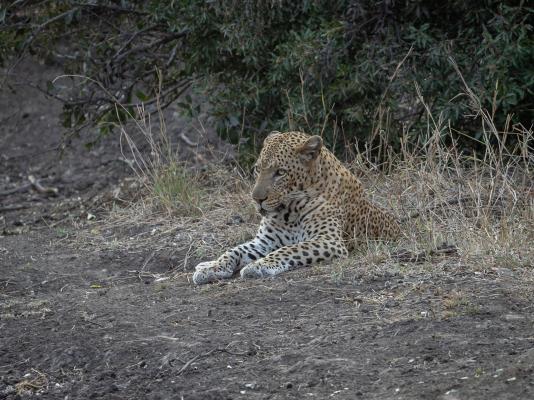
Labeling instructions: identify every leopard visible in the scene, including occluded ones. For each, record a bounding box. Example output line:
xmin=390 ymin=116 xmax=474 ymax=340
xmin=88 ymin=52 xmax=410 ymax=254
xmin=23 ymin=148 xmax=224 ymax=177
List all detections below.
xmin=193 ymin=131 xmax=400 ymax=285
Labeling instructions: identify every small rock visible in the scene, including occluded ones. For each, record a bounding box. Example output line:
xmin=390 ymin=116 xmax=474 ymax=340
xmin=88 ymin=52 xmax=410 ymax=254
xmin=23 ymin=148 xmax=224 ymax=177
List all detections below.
xmin=244 ymin=382 xmax=257 ymax=390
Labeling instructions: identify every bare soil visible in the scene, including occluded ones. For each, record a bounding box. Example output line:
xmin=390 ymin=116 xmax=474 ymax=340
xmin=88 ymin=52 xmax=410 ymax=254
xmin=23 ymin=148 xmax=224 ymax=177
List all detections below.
xmin=1 ymin=60 xmax=533 ymax=400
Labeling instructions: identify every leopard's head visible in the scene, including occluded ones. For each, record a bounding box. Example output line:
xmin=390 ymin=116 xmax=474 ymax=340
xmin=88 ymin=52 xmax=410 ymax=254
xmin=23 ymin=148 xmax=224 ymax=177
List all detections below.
xmin=251 ymin=131 xmax=323 ymax=215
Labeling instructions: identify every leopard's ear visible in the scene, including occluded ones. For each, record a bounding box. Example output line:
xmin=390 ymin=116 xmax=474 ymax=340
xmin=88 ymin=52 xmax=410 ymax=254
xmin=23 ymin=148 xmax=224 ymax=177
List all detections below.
xmin=264 ymin=130 xmax=281 ymax=144
xmin=297 ymin=135 xmax=323 ymax=162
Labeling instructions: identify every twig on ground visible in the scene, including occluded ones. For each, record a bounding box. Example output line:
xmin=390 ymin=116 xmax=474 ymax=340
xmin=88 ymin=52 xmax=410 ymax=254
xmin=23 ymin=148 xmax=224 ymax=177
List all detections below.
xmin=178 ymin=132 xmax=199 ymax=147
xmin=28 ymin=175 xmax=58 ymax=196
xmin=177 ymin=344 xmax=250 ymax=375
xmin=391 ymin=243 xmax=459 ymax=263
xmin=177 ymin=348 xmax=218 ymax=375
xmin=0 ymin=183 xmax=31 ymax=196
xmin=0 ymin=176 xmax=59 ymax=197
xmin=141 ymin=251 xmax=156 ymax=273
xmin=0 ymin=204 xmax=36 ymax=212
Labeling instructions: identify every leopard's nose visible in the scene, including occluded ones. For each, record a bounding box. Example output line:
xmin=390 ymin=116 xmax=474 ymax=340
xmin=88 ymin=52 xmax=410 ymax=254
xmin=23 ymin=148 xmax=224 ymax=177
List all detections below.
xmin=253 ymin=196 xmax=267 ymax=204
xmin=252 ymin=185 xmax=268 ymax=204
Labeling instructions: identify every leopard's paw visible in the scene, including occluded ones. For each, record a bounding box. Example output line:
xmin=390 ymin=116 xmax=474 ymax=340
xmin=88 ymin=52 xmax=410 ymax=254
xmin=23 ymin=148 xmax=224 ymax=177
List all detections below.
xmin=195 ymin=261 xmax=217 ymax=272
xmin=240 ymin=262 xmax=284 ymax=279
xmin=192 ymin=261 xmax=233 ymax=285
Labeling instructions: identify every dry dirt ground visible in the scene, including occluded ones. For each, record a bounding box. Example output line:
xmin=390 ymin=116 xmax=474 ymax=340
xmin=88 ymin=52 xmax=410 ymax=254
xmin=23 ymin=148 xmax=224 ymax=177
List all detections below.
xmin=1 ymin=60 xmax=534 ymax=400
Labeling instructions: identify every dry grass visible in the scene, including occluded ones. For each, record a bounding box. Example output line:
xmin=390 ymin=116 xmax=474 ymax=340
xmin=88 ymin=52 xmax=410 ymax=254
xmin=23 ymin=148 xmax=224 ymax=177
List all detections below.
xmin=116 ymin=102 xmax=204 ymax=217
xmin=72 ymin=73 xmax=533 ymax=286
xmin=15 ymin=369 xmax=48 ymax=395
xmin=343 ymin=68 xmax=534 ymax=283
xmin=350 ymin=130 xmax=533 ymax=272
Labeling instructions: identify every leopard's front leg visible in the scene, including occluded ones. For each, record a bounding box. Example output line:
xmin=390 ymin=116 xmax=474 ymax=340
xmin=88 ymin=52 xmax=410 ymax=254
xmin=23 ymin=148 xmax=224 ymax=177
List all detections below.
xmin=192 ymin=221 xmax=282 ymax=285
xmin=240 ymin=236 xmax=348 ymax=279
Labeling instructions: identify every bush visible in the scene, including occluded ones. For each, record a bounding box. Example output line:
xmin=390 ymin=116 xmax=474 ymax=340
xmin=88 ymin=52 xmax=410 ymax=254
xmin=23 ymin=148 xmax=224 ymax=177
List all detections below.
xmin=2 ymin=0 xmax=532 ymax=159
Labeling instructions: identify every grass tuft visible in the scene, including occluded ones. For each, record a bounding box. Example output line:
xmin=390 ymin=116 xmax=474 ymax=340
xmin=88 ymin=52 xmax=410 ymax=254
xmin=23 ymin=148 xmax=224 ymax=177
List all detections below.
xmin=151 ymin=162 xmax=202 ymax=216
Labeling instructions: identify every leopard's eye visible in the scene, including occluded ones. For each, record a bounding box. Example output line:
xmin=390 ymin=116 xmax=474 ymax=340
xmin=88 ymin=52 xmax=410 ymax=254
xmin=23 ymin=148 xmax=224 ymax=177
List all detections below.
xmin=274 ymin=169 xmax=287 ymax=177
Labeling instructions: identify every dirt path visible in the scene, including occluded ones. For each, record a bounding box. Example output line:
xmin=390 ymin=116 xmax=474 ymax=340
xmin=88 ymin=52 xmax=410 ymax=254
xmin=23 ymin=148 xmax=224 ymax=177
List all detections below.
xmin=1 ymin=230 xmax=533 ymax=399
xmin=1 ymin=60 xmax=533 ymax=400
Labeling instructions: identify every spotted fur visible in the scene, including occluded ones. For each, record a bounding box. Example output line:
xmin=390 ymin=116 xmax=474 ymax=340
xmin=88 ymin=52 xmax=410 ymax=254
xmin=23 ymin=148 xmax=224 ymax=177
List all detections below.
xmin=193 ymin=131 xmax=400 ymax=284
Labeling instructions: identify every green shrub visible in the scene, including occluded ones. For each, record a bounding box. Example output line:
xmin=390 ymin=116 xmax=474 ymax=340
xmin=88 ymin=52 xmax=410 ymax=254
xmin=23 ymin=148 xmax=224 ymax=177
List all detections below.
xmin=2 ymin=1 xmax=532 ymax=159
